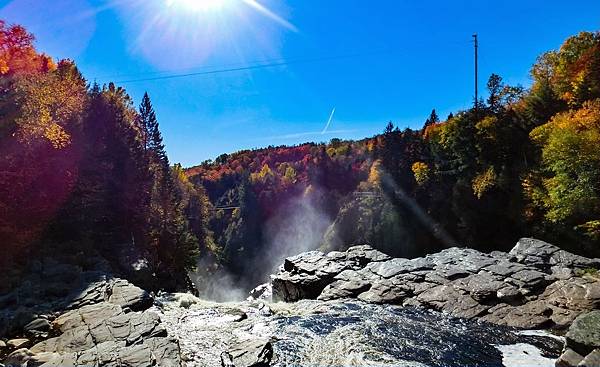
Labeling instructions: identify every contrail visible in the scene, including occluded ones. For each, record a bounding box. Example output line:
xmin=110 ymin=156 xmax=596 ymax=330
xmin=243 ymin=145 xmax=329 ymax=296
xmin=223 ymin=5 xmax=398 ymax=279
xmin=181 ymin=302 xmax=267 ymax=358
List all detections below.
xmin=321 ymin=107 xmax=336 ymax=134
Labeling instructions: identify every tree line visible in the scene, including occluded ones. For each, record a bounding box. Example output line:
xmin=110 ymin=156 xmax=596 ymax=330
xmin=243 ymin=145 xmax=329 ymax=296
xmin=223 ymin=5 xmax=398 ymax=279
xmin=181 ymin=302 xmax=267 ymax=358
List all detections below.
xmin=0 ymin=20 xmax=211 ymax=290
xmin=188 ymin=31 xmax=600 ymax=286
xmin=1 ymin=20 xmax=598 ymax=290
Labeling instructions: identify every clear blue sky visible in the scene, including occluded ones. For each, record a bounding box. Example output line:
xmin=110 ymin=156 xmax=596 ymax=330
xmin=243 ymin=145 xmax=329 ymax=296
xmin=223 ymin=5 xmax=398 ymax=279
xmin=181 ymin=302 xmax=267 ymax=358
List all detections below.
xmin=1 ymin=0 xmax=599 ymax=166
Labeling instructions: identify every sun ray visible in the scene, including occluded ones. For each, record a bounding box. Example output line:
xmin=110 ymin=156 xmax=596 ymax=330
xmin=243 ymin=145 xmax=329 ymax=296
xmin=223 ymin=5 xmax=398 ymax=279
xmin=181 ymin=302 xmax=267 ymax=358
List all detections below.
xmin=241 ymin=0 xmax=298 ymax=32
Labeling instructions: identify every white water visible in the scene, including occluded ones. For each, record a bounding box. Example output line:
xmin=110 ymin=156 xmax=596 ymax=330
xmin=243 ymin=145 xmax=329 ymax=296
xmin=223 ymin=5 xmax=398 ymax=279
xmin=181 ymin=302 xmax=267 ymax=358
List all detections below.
xmin=153 ymin=293 xmax=563 ymax=367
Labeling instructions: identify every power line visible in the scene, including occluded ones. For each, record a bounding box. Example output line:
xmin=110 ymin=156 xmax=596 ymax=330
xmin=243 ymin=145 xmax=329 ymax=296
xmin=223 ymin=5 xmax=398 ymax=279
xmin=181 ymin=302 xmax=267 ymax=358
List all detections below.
xmin=114 ymin=49 xmax=397 ymax=84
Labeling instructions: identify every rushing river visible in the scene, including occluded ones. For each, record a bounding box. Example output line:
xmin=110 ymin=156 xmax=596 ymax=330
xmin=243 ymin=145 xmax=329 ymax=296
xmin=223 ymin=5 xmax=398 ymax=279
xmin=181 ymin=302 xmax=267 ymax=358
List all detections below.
xmin=153 ymin=294 xmax=563 ymax=367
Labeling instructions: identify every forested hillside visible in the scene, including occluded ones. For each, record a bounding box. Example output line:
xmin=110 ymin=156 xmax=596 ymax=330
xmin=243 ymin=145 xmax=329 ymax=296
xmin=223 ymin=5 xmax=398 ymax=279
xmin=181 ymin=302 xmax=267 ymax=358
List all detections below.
xmin=187 ymin=31 xmax=600 ymax=290
xmin=0 ymin=20 xmax=211 ymax=291
xmin=1 ymin=20 xmax=599 ymax=296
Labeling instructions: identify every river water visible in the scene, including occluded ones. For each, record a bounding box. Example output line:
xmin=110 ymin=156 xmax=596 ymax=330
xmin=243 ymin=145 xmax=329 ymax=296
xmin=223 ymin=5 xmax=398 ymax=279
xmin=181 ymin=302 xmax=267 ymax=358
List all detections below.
xmin=153 ymin=294 xmax=563 ymax=367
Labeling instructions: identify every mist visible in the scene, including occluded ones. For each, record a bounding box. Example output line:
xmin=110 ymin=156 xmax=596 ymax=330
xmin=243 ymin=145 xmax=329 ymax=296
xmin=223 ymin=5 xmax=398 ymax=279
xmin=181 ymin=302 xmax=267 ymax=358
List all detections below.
xmin=189 ymin=185 xmax=334 ymax=302
xmin=260 ymin=186 xmax=334 ymax=276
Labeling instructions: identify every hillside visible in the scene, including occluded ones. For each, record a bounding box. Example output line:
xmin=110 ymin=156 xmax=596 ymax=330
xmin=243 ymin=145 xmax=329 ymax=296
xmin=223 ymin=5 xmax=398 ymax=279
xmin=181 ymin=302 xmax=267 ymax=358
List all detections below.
xmin=186 ymin=31 xmax=600 ymax=292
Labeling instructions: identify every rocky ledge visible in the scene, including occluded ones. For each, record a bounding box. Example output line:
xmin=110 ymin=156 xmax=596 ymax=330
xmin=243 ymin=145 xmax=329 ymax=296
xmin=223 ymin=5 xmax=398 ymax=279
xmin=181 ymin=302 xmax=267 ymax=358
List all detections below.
xmin=0 ymin=258 xmax=180 ymax=367
xmin=271 ymin=238 xmax=600 ymax=366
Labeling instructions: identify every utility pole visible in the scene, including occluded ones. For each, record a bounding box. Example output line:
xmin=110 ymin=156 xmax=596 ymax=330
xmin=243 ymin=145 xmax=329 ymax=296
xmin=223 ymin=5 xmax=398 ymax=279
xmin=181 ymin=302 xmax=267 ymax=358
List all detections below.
xmin=473 ymin=33 xmax=478 ymax=117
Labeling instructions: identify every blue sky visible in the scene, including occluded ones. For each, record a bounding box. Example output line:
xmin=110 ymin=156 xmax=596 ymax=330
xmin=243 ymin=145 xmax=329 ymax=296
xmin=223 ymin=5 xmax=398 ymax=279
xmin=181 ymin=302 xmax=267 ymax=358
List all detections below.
xmin=1 ymin=0 xmax=599 ymax=166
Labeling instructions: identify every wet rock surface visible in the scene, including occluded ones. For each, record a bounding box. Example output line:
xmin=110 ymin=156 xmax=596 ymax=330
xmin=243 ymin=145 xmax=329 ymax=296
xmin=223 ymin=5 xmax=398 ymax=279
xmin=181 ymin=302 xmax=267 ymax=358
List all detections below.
xmin=272 ymin=238 xmax=600 ymax=331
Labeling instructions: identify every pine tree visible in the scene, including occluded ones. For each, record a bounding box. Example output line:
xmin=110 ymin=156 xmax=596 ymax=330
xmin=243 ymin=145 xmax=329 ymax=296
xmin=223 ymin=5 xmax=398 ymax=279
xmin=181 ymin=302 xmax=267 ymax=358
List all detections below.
xmin=138 ymin=92 xmax=200 ymax=289
xmin=424 ymin=109 xmax=440 ymax=128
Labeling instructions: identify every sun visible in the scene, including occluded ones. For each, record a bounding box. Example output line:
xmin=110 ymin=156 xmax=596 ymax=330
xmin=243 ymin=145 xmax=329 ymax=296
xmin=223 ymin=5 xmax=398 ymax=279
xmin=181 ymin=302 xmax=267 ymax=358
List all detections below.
xmin=165 ymin=0 xmax=229 ymax=12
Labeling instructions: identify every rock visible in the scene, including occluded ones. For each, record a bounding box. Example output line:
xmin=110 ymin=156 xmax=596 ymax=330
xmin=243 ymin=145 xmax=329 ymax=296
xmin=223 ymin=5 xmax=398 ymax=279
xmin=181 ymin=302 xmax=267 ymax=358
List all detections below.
xmin=174 ymin=293 xmax=201 ymax=308
xmin=510 ymin=238 xmax=600 ymax=271
xmin=24 ymin=318 xmax=51 ymax=334
xmin=107 ymin=279 xmax=153 ymax=311
xmin=7 ymin=339 xmax=31 ymax=349
xmin=357 ymin=279 xmax=409 ymax=304
xmin=221 ymin=351 xmax=235 ymax=367
xmin=579 ymin=349 xmax=600 ymax=367
xmin=509 ymin=269 xmax=549 ymax=290
xmin=26 ymin=351 xmax=61 ymax=367
xmin=556 ymin=348 xmax=585 ymax=367
xmin=4 ymin=348 xmax=34 ymax=367
xmin=496 ymin=285 xmax=522 ymax=302
xmin=318 ymin=270 xmax=372 ymax=301
xmin=482 ymin=300 xmax=553 ymax=329
xmin=344 ymin=244 xmax=391 ymax=265
xmin=270 ymin=239 xmax=600 ymax=331
xmin=0 ymin=340 xmax=6 ymax=349
xmin=566 ymin=311 xmax=600 ymax=356
xmin=453 ymin=272 xmax=505 ymax=302
xmin=248 ymin=283 xmax=272 ymax=302
xmin=273 ymin=245 xmax=390 ymax=302
xmin=224 ymin=339 xmax=273 ymax=367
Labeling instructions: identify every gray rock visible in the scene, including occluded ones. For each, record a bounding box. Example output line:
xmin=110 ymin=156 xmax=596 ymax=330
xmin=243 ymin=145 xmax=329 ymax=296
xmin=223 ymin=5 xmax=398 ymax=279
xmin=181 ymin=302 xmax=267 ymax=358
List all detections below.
xmin=24 ymin=318 xmax=51 ymax=334
xmin=509 ymin=269 xmax=548 ymax=288
xmin=496 ymin=285 xmax=521 ymax=302
xmin=270 ymin=239 xmax=600 ymax=332
xmin=4 ymin=348 xmax=34 ymax=367
xmin=344 ymin=244 xmax=391 ymax=265
xmin=248 ymin=283 xmax=272 ymax=302
xmin=556 ymin=348 xmax=585 ymax=367
xmin=107 ymin=279 xmax=153 ymax=311
xmin=318 ymin=270 xmax=371 ymax=301
xmin=26 ymin=351 xmax=60 ymax=367
xmin=579 ymin=349 xmax=600 ymax=367
xmin=273 ymin=246 xmax=385 ymax=302
xmin=453 ymin=272 xmax=505 ymax=302
xmin=223 ymin=339 xmax=273 ymax=367
xmin=7 ymin=339 xmax=31 ymax=349
xmin=567 ymin=311 xmax=600 ymax=356
xmin=357 ymin=279 xmax=410 ymax=304
xmin=509 ymin=238 xmax=560 ymax=270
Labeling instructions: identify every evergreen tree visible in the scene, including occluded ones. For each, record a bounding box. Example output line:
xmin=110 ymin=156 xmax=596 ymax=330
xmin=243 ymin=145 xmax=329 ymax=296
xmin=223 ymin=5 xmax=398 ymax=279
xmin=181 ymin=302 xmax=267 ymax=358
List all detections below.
xmin=138 ymin=92 xmax=200 ymax=289
xmin=424 ymin=109 xmax=439 ymax=128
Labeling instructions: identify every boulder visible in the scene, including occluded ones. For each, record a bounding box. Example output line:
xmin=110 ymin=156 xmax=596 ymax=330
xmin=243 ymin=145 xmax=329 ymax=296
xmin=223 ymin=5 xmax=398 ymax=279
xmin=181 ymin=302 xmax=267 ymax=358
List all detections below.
xmin=566 ymin=311 xmax=600 ymax=356
xmin=24 ymin=318 xmax=51 ymax=335
xmin=248 ymin=283 xmax=272 ymax=302
xmin=221 ymin=339 xmax=273 ymax=367
xmin=579 ymin=349 xmax=600 ymax=367
xmin=509 ymin=238 xmax=600 ymax=271
xmin=7 ymin=339 xmax=31 ymax=350
xmin=318 ymin=270 xmax=372 ymax=301
xmin=555 ymin=348 xmax=585 ymax=367
xmin=4 ymin=348 xmax=34 ymax=367
xmin=107 ymin=279 xmax=153 ymax=311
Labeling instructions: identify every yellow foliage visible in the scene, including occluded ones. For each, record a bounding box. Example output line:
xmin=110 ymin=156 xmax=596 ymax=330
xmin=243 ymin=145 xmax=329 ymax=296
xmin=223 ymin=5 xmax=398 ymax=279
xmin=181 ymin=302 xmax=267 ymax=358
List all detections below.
xmin=411 ymin=161 xmax=430 ymax=186
xmin=283 ymin=166 xmax=297 ymax=184
xmin=475 ymin=116 xmax=499 ymax=142
xmin=250 ymin=163 xmax=274 ymax=184
xmin=367 ymin=160 xmax=383 ymax=186
xmin=14 ymin=63 xmax=86 ymax=148
xmin=472 ymin=167 xmax=497 ymax=199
